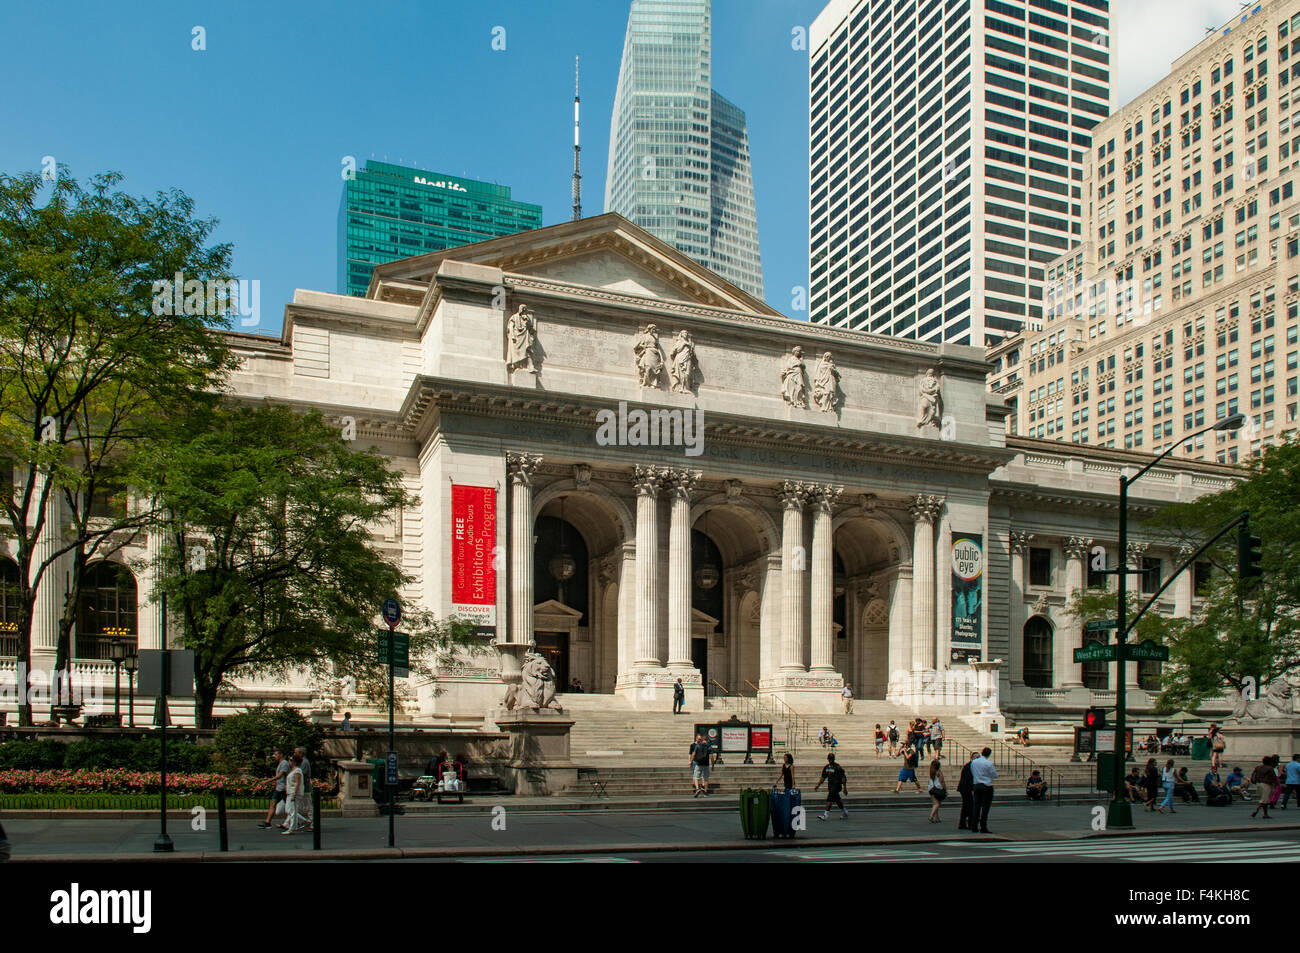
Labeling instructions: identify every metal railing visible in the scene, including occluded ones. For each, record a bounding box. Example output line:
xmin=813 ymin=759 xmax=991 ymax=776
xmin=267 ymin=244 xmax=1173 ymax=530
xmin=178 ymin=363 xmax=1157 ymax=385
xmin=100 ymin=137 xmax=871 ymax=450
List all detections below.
xmin=706 ymin=679 xmax=812 ymax=757
xmin=947 ymin=737 xmax=1069 ymax=803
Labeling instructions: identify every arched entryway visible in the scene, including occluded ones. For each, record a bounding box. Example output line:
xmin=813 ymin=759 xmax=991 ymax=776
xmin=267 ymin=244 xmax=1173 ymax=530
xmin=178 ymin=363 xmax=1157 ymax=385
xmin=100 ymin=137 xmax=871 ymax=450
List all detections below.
xmin=0 ymin=558 xmax=19 ymax=657
xmin=833 ymin=513 xmax=909 ymax=698
xmin=77 ymin=561 xmax=138 ymax=660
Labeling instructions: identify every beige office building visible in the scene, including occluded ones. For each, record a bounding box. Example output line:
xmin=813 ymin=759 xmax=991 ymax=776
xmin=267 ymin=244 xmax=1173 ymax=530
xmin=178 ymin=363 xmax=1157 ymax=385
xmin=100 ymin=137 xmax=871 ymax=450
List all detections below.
xmin=990 ymin=0 xmax=1300 ymax=464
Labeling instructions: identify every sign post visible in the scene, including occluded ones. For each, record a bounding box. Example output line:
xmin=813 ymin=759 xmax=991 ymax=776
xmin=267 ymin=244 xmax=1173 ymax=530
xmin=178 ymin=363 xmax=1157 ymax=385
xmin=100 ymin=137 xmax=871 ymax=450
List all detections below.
xmin=381 ymin=598 xmax=401 ymax=848
xmin=138 ymin=603 xmax=195 ymax=854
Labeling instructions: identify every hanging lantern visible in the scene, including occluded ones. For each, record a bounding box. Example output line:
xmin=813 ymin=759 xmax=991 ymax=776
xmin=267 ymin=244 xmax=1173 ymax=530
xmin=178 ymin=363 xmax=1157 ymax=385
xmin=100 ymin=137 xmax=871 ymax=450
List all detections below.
xmin=549 ymin=498 xmax=577 ymax=582
xmin=694 ymin=511 xmax=720 ymax=590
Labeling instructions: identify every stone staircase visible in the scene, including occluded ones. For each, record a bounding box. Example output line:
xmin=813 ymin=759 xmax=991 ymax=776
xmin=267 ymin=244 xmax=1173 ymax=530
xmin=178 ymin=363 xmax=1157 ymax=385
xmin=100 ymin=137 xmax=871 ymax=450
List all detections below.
xmin=558 ymin=694 xmax=1096 ymax=797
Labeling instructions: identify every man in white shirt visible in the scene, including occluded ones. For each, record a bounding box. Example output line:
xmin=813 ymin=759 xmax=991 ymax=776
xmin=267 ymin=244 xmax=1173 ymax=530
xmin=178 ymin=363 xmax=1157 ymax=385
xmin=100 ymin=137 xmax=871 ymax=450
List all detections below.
xmin=842 ymin=683 xmax=854 ymax=714
xmin=969 ymin=746 xmax=998 ymax=834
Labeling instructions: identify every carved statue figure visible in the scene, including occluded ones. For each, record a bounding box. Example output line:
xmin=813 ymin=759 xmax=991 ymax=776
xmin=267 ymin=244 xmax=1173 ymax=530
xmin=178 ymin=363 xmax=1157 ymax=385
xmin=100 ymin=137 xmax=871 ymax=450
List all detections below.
xmin=811 ymin=351 xmax=841 ymax=413
xmin=1230 ymin=679 xmax=1296 ymax=721
xmin=505 ymin=304 xmax=536 ymax=373
xmin=505 ymin=651 xmax=563 ymax=712
xmin=634 ymin=324 xmax=666 ymax=388
xmin=917 ymin=368 xmax=943 ymax=428
xmin=781 ymin=346 xmax=808 ymax=408
xmin=669 ymin=329 xmax=698 ymax=394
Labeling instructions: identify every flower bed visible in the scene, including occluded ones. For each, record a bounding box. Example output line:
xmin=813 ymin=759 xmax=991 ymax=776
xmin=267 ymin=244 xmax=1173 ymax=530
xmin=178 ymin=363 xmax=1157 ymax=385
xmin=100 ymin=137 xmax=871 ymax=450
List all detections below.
xmin=0 ymin=768 xmax=331 ymax=798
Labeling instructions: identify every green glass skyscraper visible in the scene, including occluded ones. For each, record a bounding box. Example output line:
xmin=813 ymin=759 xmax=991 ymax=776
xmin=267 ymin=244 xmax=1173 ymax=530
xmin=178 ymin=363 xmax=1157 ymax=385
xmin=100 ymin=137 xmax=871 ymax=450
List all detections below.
xmin=338 ymin=160 xmax=543 ymax=297
xmin=605 ymin=0 xmax=764 ymax=300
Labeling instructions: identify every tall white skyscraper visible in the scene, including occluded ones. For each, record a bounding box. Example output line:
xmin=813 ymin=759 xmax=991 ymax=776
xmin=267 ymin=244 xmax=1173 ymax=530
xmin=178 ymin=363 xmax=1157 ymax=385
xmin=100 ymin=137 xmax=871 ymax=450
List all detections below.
xmin=605 ymin=0 xmax=765 ymax=299
xmin=809 ymin=0 xmax=1112 ymax=346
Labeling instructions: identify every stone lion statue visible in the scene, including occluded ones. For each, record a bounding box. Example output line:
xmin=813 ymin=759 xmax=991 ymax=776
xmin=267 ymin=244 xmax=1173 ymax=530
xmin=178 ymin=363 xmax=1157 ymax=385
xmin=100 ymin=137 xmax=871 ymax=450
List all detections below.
xmin=504 ymin=651 xmax=563 ymax=712
xmin=1230 ymin=679 xmax=1296 ymax=722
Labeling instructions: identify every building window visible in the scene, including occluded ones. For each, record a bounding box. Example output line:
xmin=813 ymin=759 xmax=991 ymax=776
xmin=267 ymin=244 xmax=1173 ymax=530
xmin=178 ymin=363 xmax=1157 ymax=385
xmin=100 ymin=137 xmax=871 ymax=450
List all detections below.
xmin=1023 ymin=616 xmax=1054 ymax=688
xmin=1081 ymin=630 xmax=1109 ymax=690
xmin=1141 ymin=556 xmax=1162 ymax=594
xmin=1138 ymin=659 xmax=1163 ymax=692
xmin=1029 ymin=547 xmax=1052 ymax=587
xmin=0 ymin=559 xmax=18 ymax=657
xmin=76 ymin=562 xmax=138 ymax=661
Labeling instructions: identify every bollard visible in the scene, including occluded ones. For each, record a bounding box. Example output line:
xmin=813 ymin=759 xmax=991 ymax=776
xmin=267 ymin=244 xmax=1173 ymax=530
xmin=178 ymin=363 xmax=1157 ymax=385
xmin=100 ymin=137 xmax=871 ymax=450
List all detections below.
xmin=312 ymin=787 xmax=321 ymax=851
xmin=217 ymin=787 xmax=229 ymax=852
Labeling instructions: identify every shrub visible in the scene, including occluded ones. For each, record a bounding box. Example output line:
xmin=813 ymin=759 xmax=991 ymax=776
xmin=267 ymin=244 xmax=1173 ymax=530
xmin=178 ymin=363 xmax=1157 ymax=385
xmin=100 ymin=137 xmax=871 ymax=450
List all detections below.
xmin=0 ymin=739 xmax=68 ymax=769
xmin=0 ymin=737 xmax=213 ymax=772
xmin=212 ymin=705 xmax=323 ymax=777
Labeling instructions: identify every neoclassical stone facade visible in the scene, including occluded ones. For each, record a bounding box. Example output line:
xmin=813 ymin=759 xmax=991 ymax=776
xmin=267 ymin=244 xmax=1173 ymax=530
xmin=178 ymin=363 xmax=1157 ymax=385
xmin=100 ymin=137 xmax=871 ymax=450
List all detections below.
xmin=0 ymin=214 xmax=1242 ymax=723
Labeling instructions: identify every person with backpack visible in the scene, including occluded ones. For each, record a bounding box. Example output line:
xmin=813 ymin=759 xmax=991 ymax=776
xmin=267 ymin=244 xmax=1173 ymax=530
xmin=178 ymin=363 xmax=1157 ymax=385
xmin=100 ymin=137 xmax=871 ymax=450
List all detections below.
xmin=874 ymin=724 xmax=885 ymax=758
xmin=814 ymin=752 xmax=849 ymax=820
xmin=689 ymin=733 xmax=714 ymax=797
xmin=887 ymin=720 xmax=900 ymax=757
xmin=672 ymin=678 xmax=685 ymax=715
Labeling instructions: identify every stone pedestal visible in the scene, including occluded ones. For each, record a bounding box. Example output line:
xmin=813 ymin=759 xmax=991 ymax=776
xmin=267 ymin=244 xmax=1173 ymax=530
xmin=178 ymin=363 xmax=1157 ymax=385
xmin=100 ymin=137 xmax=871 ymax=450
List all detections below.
xmin=971 ymin=659 xmax=1005 ymax=732
xmin=493 ymin=709 xmax=578 ymax=796
xmin=337 ymin=759 xmax=380 ymax=817
xmin=1220 ymin=720 xmax=1300 ymax=764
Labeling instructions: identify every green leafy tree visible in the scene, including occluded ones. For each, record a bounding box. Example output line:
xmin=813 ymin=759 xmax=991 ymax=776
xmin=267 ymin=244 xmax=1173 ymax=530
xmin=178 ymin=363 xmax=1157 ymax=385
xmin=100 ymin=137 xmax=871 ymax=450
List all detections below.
xmin=135 ymin=399 xmax=482 ymax=727
xmin=1065 ymin=585 xmax=1184 ymax=712
xmin=212 ymin=705 xmax=323 ymax=777
xmin=1139 ymin=440 xmax=1300 ymax=710
xmin=0 ymin=169 xmax=235 ymax=724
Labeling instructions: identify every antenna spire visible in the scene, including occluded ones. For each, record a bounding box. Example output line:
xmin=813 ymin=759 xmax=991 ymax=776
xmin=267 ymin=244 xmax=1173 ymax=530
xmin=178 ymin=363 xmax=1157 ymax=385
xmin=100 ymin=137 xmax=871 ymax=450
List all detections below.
xmin=572 ymin=55 xmax=582 ymax=221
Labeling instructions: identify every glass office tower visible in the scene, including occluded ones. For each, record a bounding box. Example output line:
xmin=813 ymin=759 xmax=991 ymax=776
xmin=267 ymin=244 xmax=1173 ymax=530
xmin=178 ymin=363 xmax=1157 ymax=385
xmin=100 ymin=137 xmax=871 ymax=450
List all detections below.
xmin=605 ymin=0 xmax=765 ymax=299
xmin=338 ymin=160 xmax=542 ymax=298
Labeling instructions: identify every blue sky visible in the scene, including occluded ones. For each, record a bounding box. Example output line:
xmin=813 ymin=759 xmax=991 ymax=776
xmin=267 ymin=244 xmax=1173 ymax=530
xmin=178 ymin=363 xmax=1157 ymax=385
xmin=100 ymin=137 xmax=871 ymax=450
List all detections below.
xmin=0 ymin=0 xmax=1238 ymax=335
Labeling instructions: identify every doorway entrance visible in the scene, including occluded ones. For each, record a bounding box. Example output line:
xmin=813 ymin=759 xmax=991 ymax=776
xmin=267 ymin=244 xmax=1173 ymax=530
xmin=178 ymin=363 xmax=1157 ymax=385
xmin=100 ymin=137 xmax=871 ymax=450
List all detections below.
xmin=691 ymin=637 xmax=708 ymax=690
xmin=534 ymin=632 xmax=570 ymax=691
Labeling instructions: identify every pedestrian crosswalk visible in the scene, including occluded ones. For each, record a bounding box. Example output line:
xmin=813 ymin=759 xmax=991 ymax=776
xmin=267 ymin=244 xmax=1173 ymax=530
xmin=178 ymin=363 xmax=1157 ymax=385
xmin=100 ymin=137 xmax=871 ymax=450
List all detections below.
xmin=789 ymin=837 xmax=1297 ymax=863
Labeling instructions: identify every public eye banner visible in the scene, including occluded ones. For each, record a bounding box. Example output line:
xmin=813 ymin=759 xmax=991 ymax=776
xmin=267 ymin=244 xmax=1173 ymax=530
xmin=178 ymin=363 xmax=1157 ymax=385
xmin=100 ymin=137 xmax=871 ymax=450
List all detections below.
xmin=451 ymin=484 xmax=497 ymax=626
xmin=950 ymin=532 xmax=983 ymax=662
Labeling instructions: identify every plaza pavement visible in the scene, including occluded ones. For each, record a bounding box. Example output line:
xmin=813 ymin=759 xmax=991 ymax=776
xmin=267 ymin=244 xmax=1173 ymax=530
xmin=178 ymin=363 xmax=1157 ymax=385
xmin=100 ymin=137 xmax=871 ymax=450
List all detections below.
xmin=3 ymin=790 xmax=1296 ymax=861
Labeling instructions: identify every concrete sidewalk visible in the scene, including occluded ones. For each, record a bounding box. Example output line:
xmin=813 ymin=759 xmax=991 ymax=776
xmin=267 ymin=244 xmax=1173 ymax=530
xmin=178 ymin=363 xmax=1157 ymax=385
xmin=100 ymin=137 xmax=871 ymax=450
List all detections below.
xmin=4 ymin=793 xmax=1295 ymax=861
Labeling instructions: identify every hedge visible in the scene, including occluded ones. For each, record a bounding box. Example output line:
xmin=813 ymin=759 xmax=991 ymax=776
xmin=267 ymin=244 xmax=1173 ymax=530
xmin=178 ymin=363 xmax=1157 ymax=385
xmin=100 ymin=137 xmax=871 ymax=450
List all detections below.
xmin=0 ymin=738 xmax=213 ymax=772
xmin=0 ymin=768 xmax=330 ymax=797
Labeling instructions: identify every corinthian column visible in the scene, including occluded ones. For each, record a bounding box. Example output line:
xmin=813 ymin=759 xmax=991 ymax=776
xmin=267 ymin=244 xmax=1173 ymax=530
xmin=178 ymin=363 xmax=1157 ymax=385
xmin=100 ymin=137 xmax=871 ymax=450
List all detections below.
xmin=666 ymin=468 xmax=701 ymax=669
xmin=1061 ymin=536 xmax=1091 ymax=689
xmin=1009 ymin=531 xmax=1034 ymax=686
xmin=779 ymin=481 xmax=809 ymax=672
xmin=1174 ymin=542 xmax=1195 ymax=618
xmin=633 ymin=465 xmax=664 ymax=668
xmin=137 ymin=524 xmax=165 ymax=651
xmin=29 ymin=478 xmax=62 ymax=658
xmin=809 ymin=484 xmax=843 ymax=674
xmin=1124 ymin=541 xmax=1148 ymax=689
xmin=506 ymin=452 xmax=542 ymax=646
xmin=909 ymin=494 xmax=943 ymax=674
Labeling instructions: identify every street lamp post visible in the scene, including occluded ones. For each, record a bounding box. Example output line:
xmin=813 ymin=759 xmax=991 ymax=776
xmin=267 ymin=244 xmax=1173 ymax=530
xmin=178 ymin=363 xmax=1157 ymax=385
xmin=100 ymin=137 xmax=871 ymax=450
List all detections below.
xmin=108 ymin=637 xmax=126 ymax=726
xmin=1108 ymin=412 xmax=1245 ymax=829
xmin=124 ymin=650 xmax=138 ymax=728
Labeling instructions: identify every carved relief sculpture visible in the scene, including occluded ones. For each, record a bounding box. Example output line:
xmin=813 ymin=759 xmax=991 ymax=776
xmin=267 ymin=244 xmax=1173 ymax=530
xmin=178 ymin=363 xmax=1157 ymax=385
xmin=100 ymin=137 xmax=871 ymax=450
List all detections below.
xmin=505 ymin=304 xmax=537 ymax=373
xmin=634 ymin=323 xmax=666 ymax=389
xmin=781 ymin=346 xmax=808 ymax=408
xmin=917 ymin=367 xmax=943 ymax=428
xmin=669 ymin=329 xmax=699 ymax=395
xmin=811 ymin=351 xmax=842 ymax=413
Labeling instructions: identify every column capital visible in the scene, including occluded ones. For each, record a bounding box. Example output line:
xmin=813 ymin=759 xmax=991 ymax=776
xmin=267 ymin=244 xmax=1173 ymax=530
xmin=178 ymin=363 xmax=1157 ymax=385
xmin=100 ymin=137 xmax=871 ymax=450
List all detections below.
xmin=1126 ymin=540 xmax=1150 ymax=564
xmin=780 ymin=481 xmax=810 ymax=509
xmin=664 ymin=468 xmax=702 ymax=501
xmin=810 ymin=484 xmax=844 ymax=513
xmin=1063 ymin=536 xmax=1093 ymax=561
xmin=1178 ymin=541 xmax=1196 ymax=559
xmin=908 ymin=494 xmax=944 ymax=523
xmin=506 ymin=452 xmax=543 ymax=486
xmin=633 ymin=464 xmax=666 ymax=497
xmin=1010 ymin=530 xmax=1035 ymax=553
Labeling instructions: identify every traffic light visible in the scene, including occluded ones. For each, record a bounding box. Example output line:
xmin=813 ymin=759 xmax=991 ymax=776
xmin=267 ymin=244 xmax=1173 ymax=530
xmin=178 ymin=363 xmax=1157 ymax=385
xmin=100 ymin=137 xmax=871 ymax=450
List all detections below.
xmin=1238 ymin=521 xmax=1263 ymax=580
xmin=1084 ymin=707 xmax=1107 ymax=729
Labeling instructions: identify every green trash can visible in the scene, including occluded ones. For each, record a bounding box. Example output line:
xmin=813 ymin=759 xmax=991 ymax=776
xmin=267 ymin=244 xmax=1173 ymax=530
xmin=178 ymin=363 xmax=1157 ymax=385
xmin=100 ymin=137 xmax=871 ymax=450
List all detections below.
xmin=739 ymin=788 xmax=771 ymax=839
xmin=1191 ymin=737 xmax=1211 ymax=761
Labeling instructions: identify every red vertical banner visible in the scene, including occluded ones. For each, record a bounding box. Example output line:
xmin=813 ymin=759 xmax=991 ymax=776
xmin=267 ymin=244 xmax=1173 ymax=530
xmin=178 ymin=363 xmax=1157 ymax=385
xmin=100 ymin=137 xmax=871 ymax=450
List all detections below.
xmin=451 ymin=485 xmax=497 ymax=626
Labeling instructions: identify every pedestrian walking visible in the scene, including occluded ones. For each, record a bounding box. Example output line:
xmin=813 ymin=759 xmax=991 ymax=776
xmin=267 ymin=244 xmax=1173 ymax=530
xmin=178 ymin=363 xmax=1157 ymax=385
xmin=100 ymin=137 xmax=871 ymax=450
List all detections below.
xmin=894 ymin=743 xmax=924 ymax=794
xmin=1280 ymin=753 xmax=1300 ymax=809
xmin=930 ymin=717 xmax=944 ymax=758
xmin=777 ymin=752 xmax=794 ymax=791
xmin=887 ymin=720 xmax=900 ymax=757
xmin=257 ymin=747 xmax=290 ymax=830
xmin=294 ymin=745 xmax=313 ymax=829
xmin=874 ymin=723 xmax=885 ymax=758
xmin=814 ymin=752 xmax=849 ymax=820
xmin=927 ymin=758 xmax=947 ymax=822
xmin=819 ymin=725 xmax=830 ymax=747
xmin=957 ymin=751 xmax=977 ymax=830
xmin=1142 ymin=758 xmax=1160 ymax=811
xmin=672 ymin=678 xmax=685 ymax=715
xmin=970 ymin=746 xmax=997 ymax=833
xmin=1208 ymin=723 xmax=1226 ymax=772
xmin=921 ymin=719 xmax=933 ymax=756
xmin=689 ymin=732 xmax=714 ymax=797
xmin=842 ymin=682 xmax=854 ymax=714
xmin=282 ymin=754 xmax=310 ymax=834
xmin=1251 ymin=756 xmax=1277 ymax=818
xmin=1156 ymin=759 xmax=1177 ymax=814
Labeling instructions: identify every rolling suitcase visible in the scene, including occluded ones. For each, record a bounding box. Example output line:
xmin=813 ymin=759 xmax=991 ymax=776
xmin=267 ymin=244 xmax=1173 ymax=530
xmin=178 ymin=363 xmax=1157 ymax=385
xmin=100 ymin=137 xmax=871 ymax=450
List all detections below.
xmin=770 ymin=786 xmax=801 ymax=838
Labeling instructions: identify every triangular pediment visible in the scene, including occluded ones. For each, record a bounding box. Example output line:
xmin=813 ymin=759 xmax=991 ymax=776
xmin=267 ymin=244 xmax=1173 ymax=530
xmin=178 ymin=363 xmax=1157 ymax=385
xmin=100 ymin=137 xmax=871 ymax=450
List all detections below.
xmin=533 ymin=599 xmax=584 ymax=619
xmin=368 ymin=213 xmax=780 ymax=316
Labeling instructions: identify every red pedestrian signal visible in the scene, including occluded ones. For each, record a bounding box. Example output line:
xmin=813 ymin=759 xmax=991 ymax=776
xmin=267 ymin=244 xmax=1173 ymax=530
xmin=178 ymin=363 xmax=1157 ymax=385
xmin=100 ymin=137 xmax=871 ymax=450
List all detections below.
xmin=1084 ymin=707 xmax=1106 ymax=729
